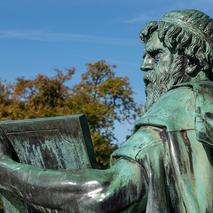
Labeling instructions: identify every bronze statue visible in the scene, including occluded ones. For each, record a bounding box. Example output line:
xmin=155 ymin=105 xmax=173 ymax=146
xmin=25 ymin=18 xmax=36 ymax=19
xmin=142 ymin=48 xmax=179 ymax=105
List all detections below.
xmin=0 ymin=9 xmax=213 ymax=212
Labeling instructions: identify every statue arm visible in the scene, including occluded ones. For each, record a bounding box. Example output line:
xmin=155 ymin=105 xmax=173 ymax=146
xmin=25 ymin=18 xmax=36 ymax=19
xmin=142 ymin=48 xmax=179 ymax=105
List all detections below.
xmin=0 ymin=156 xmax=146 ymax=212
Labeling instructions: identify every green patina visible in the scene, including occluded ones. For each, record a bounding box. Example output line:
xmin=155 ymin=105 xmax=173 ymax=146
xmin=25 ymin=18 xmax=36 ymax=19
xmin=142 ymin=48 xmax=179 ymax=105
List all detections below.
xmin=0 ymin=9 xmax=212 ymax=213
xmin=0 ymin=115 xmax=96 ymax=212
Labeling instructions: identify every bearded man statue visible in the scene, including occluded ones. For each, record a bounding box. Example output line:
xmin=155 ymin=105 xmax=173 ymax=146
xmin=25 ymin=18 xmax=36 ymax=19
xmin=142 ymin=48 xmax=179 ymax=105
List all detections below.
xmin=0 ymin=9 xmax=212 ymax=213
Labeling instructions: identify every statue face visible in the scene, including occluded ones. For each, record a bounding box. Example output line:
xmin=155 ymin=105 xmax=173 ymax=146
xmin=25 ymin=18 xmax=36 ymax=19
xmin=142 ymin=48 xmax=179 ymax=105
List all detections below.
xmin=141 ymin=31 xmax=181 ymax=110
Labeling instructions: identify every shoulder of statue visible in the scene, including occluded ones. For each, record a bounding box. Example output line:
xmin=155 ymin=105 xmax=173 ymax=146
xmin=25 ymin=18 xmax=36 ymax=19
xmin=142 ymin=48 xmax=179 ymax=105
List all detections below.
xmin=135 ymin=81 xmax=213 ymax=147
xmin=135 ymin=83 xmax=196 ymax=132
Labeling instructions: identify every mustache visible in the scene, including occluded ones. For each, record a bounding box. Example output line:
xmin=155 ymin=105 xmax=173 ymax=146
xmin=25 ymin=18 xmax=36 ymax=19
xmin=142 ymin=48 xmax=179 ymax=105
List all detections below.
xmin=143 ymin=71 xmax=157 ymax=86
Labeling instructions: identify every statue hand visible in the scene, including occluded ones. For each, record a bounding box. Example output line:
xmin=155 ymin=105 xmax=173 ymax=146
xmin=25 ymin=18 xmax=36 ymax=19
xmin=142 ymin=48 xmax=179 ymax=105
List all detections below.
xmin=0 ymin=129 xmax=13 ymax=160
xmin=0 ymin=143 xmax=12 ymax=160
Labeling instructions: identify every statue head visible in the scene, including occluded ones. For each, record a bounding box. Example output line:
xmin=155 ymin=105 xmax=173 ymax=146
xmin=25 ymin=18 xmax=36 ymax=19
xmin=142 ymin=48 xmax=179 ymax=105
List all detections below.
xmin=140 ymin=9 xmax=213 ymax=111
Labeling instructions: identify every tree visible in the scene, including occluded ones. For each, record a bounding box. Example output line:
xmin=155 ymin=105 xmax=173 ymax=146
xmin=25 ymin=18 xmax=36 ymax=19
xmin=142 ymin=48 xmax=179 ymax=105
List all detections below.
xmin=0 ymin=60 xmax=138 ymax=168
xmin=12 ymin=68 xmax=75 ymax=119
xmin=65 ymin=61 xmax=138 ymax=167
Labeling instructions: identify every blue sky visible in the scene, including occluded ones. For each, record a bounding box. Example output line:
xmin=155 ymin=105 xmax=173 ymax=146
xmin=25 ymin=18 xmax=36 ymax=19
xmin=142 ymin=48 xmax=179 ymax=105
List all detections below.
xmin=0 ymin=0 xmax=212 ymax=143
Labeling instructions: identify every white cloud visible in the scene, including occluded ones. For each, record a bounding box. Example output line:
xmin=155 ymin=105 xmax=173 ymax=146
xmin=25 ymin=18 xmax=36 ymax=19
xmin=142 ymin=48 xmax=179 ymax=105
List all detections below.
xmin=0 ymin=29 xmax=136 ymax=46
xmin=124 ymin=10 xmax=162 ymax=24
xmin=124 ymin=14 xmax=153 ymax=24
xmin=124 ymin=2 xmax=213 ymax=25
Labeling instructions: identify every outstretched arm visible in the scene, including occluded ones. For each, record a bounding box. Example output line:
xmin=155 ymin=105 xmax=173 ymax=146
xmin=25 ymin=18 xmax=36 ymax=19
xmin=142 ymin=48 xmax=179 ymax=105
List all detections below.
xmin=0 ymin=156 xmax=146 ymax=212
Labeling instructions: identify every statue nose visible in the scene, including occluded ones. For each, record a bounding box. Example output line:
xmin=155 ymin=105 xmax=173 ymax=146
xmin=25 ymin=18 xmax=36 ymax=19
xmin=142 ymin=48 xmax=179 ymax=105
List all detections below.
xmin=141 ymin=55 xmax=153 ymax=72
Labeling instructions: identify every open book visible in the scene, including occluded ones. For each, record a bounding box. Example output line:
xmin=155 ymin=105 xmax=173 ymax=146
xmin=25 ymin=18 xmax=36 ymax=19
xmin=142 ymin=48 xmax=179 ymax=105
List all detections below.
xmin=0 ymin=114 xmax=96 ymax=213
xmin=0 ymin=114 xmax=96 ymax=169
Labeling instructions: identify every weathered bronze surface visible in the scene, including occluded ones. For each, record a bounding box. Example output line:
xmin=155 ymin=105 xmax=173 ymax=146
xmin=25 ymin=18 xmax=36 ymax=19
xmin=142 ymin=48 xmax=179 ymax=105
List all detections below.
xmin=0 ymin=9 xmax=213 ymax=212
xmin=0 ymin=114 xmax=96 ymax=212
xmin=0 ymin=114 xmax=96 ymax=169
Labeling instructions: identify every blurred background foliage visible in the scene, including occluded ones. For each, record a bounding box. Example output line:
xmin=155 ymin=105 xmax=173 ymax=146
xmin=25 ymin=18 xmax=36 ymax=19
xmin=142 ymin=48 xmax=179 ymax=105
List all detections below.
xmin=0 ymin=60 xmax=139 ymax=168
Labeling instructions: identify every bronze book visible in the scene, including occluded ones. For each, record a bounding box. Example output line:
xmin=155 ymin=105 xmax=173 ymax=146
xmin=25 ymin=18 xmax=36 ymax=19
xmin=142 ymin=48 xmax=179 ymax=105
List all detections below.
xmin=0 ymin=114 xmax=96 ymax=170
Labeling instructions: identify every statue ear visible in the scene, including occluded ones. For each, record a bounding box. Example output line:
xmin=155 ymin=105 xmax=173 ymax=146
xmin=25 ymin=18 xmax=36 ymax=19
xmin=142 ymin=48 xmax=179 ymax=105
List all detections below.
xmin=185 ymin=58 xmax=199 ymax=77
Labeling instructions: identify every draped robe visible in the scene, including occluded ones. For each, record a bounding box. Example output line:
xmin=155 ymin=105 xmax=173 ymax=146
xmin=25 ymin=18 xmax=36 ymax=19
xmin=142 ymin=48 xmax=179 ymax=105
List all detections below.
xmin=112 ymin=82 xmax=213 ymax=212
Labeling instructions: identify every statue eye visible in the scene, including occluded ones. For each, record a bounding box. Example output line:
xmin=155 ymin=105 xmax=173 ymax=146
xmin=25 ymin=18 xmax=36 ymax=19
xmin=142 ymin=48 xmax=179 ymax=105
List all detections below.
xmin=149 ymin=50 xmax=162 ymax=61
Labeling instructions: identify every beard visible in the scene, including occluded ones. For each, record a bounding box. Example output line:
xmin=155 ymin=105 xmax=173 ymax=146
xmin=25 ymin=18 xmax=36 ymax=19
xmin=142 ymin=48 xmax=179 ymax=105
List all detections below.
xmin=143 ymin=55 xmax=188 ymax=112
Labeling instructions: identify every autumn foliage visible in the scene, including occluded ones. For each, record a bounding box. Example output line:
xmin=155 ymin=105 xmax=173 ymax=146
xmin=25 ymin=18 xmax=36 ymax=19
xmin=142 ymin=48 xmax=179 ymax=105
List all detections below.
xmin=0 ymin=60 xmax=138 ymax=168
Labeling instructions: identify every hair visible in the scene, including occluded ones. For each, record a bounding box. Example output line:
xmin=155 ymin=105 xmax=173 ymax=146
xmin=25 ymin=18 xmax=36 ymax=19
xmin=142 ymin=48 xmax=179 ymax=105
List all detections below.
xmin=140 ymin=10 xmax=213 ymax=80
